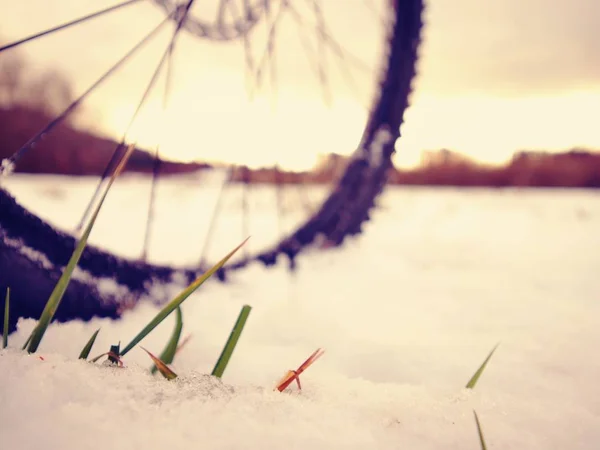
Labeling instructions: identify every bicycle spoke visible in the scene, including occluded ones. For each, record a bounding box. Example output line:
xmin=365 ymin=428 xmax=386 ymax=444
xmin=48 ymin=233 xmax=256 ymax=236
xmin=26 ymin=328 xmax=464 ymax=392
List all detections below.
xmin=361 ymin=0 xmax=387 ymax=27
xmin=141 ymin=32 xmax=177 ymax=262
xmin=241 ymin=165 xmax=251 ymax=261
xmin=289 ymin=1 xmax=372 ymax=81
xmin=225 ymin=0 xmax=257 ymax=99
xmin=76 ymin=0 xmax=199 ymax=231
xmin=216 ymin=0 xmax=234 ymax=27
xmin=155 ymin=0 xmax=266 ymax=41
xmin=199 ymin=167 xmax=234 ymax=266
xmin=264 ymin=0 xmax=279 ymax=108
xmin=286 ymin=8 xmax=331 ymax=105
xmin=0 ymin=0 xmax=144 ymax=54
xmin=296 ymin=176 xmax=315 ymax=216
xmin=274 ymin=164 xmax=284 ymax=238
xmin=311 ymin=0 xmax=331 ymax=106
xmin=250 ymin=0 xmax=287 ymax=98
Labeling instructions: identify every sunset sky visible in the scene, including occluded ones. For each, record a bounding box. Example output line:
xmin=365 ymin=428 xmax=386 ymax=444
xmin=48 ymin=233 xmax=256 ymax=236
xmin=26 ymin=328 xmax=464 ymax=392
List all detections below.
xmin=1 ymin=0 xmax=599 ymax=170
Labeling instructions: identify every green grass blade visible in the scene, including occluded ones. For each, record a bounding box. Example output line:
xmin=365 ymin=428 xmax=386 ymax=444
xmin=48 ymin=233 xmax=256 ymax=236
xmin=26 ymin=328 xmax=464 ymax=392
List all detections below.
xmin=26 ymin=144 xmax=135 ymax=354
xmin=120 ymin=237 xmax=249 ymax=357
xmin=466 ymin=343 xmax=499 ymax=389
xmin=211 ymin=304 xmax=252 ymax=378
xmin=473 ymin=410 xmax=488 ymax=450
xmin=78 ymin=328 xmax=101 ymax=360
xmin=2 ymin=287 xmax=9 ymax=349
xmin=151 ymin=306 xmax=183 ymax=374
xmin=21 ymin=331 xmax=32 ymax=351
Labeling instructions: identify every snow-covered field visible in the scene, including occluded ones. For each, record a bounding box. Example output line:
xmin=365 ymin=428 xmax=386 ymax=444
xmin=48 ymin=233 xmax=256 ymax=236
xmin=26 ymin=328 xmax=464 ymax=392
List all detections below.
xmin=1 ymin=174 xmax=599 ymax=449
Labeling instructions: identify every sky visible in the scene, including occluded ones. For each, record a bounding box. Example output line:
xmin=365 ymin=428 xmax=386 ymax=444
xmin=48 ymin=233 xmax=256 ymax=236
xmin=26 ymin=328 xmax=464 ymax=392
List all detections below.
xmin=1 ymin=0 xmax=599 ymax=170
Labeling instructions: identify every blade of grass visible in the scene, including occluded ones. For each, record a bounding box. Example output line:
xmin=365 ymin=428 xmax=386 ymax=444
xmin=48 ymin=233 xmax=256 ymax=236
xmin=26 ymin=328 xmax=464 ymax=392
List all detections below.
xmin=26 ymin=144 xmax=136 ymax=354
xmin=151 ymin=306 xmax=183 ymax=374
xmin=473 ymin=410 xmax=488 ymax=450
xmin=23 ymin=324 xmax=37 ymax=350
xmin=211 ymin=304 xmax=252 ymax=378
xmin=275 ymin=370 xmax=297 ymax=392
xmin=141 ymin=346 xmax=177 ymax=380
xmin=466 ymin=343 xmax=499 ymax=389
xmin=120 ymin=237 xmax=249 ymax=357
xmin=21 ymin=332 xmax=32 ymax=351
xmin=78 ymin=328 xmax=101 ymax=360
xmin=2 ymin=287 xmax=9 ymax=348
xmin=275 ymin=348 xmax=325 ymax=392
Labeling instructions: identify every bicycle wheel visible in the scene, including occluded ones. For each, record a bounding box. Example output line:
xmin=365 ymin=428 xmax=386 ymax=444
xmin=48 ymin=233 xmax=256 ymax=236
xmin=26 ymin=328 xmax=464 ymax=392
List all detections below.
xmin=0 ymin=0 xmax=424 ymax=332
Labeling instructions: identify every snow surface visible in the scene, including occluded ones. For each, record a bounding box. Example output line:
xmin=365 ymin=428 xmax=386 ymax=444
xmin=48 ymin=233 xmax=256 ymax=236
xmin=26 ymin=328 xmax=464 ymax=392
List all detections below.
xmin=1 ymin=175 xmax=600 ymax=450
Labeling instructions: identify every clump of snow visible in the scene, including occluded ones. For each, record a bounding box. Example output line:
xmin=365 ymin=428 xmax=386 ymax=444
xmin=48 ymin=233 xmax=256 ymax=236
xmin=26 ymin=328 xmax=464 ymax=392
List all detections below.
xmin=71 ymin=266 xmax=133 ymax=299
xmin=3 ymin=235 xmax=55 ymax=270
xmin=1 ymin=176 xmax=599 ymax=449
xmin=0 ymin=157 xmax=15 ymax=176
xmin=353 ymin=125 xmax=394 ymax=167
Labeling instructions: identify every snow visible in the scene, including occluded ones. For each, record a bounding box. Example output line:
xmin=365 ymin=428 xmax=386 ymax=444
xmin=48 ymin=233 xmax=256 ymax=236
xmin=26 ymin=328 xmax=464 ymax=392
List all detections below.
xmin=1 ymin=175 xmax=599 ymax=449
